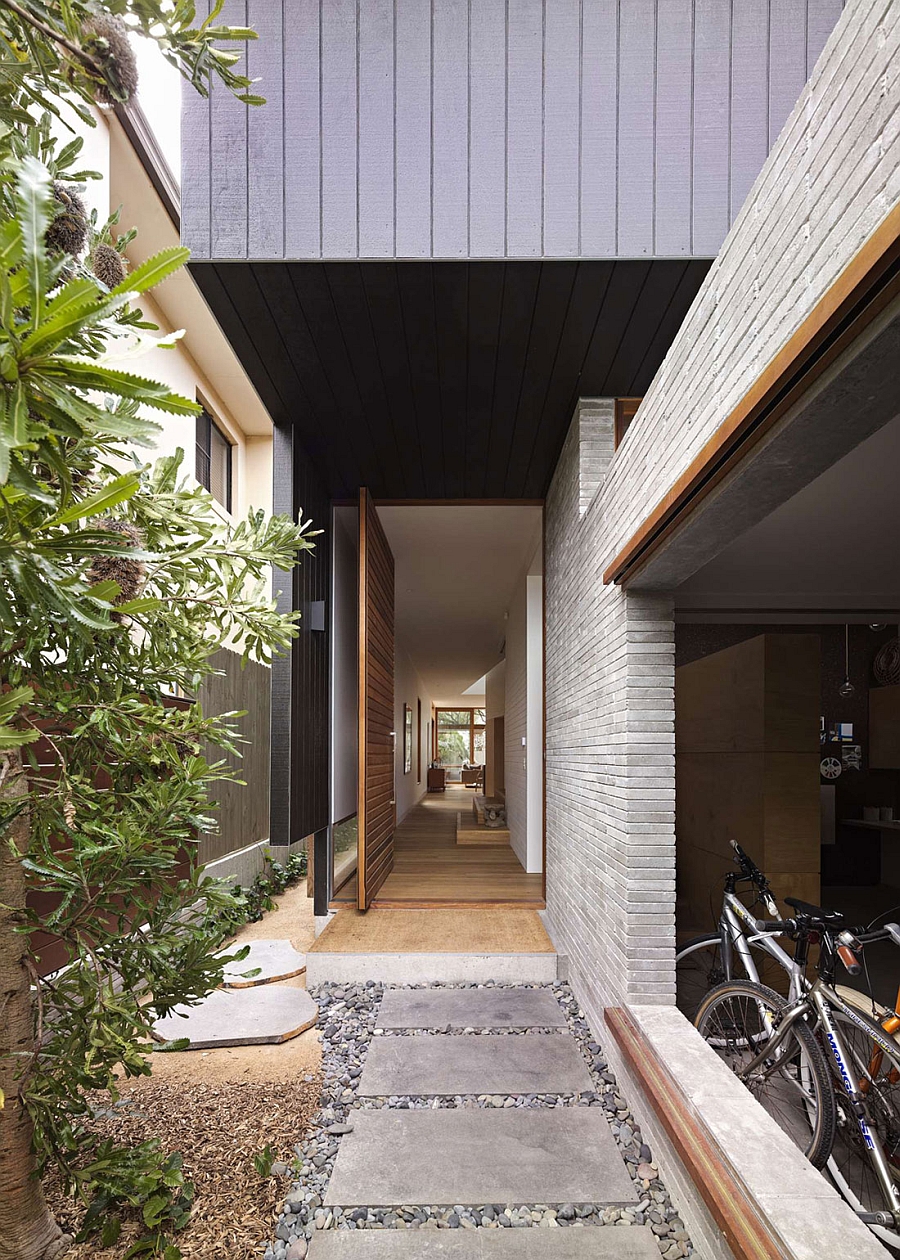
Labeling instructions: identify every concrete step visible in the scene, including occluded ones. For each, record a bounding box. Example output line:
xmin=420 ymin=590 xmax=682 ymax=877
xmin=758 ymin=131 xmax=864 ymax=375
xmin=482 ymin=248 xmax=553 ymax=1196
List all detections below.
xmin=358 ymin=1033 xmax=593 ymax=1097
xmin=153 ymin=985 xmax=317 ymax=1049
xmin=324 ymin=1109 xmax=637 ymax=1208
xmin=308 ymin=1227 xmax=662 ymax=1258
xmin=376 ymin=986 xmax=566 ymax=1030
xmin=307 ymin=954 xmax=557 ymax=986
xmin=219 ymin=939 xmax=307 ymax=988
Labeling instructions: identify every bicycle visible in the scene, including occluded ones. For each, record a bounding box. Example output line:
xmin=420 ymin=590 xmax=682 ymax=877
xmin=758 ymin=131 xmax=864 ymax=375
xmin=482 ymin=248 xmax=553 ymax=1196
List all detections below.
xmin=675 ymin=841 xmax=799 ymax=1021
xmin=696 ymin=900 xmax=900 ymax=1248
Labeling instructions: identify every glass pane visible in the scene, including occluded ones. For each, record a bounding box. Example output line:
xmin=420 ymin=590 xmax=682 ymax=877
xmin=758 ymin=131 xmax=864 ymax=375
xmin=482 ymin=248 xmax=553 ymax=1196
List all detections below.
xmin=209 ymin=423 xmax=231 ymax=509
xmin=437 ymin=729 xmax=469 ymax=765
xmin=333 ymin=814 xmax=357 ymax=891
xmin=473 ymin=708 xmax=486 ymax=724
xmin=438 ymin=709 xmax=471 ymax=728
xmin=473 ymin=728 xmax=486 ymax=765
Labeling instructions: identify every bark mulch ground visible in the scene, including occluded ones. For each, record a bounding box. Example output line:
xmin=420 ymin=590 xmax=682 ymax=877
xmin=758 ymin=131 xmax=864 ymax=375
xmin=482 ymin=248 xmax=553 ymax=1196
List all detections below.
xmin=45 ymin=1072 xmax=321 ymax=1258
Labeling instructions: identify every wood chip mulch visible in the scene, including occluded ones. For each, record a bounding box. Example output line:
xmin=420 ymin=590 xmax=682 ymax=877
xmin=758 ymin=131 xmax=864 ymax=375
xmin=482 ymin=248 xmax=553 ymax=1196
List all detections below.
xmin=44 ymin=1074 xmax=322 ymax=1258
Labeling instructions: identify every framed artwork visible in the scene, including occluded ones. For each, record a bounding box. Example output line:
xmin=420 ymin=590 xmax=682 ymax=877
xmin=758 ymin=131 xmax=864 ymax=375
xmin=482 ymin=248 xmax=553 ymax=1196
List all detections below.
xmin=403 ymin=703 xmax=413 ymax=774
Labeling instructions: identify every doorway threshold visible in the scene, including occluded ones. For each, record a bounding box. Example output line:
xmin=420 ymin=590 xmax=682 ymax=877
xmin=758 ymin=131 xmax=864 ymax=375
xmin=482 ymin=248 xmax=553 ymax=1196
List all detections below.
xmin=307 ymin=908 xmax=557 ymax=985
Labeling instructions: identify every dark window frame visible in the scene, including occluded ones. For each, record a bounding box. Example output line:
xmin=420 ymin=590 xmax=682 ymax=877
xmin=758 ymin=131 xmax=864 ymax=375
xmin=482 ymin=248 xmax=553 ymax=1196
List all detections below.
xmin=195 ymin=405 xmax=234 ymax=512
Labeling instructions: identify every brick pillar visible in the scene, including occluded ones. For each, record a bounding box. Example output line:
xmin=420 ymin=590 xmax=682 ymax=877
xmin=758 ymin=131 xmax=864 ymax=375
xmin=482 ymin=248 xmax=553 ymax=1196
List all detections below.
xmin=545 ymin=400 xmax=676 ymax=1010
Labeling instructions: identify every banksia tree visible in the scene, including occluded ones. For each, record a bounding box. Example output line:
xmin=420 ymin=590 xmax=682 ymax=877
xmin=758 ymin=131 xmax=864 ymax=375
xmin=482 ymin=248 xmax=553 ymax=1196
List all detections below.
xmin=0 ymin=4 xmax=276 ymax=1260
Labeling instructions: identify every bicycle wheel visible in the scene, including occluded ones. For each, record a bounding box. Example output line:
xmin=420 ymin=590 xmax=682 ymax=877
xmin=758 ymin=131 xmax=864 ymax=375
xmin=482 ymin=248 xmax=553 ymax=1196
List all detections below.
xmin=695 ymin=980 xmax=836 ymax=1168
xmin=676 ymin=934 xmax=782 ymax=1023
xmin=826 ymin=1005 xmax=900 ymax=1248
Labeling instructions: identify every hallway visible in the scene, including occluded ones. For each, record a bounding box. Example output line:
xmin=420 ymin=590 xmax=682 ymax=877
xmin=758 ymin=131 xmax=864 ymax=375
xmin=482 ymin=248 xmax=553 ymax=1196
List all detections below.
xmin=333 ymin=787 xmax=543 ymax=908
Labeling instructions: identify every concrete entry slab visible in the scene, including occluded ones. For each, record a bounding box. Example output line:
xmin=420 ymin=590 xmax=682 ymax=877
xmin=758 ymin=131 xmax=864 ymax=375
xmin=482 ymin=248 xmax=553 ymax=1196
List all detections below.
xmin=359 ymin=1033 xmax=592 ymax=1096
xmin=219 ymin=939 xmax=307 ymax=987
xmin=153 ymin=986 xmax=317 ymax=1049
xmin=376 ymin=987 xmax=566 ymax=1029
xmin=324 ymin=1109 xmax=637 ymax=1207
xmin=309 ymin=1227 xmax=661 ymax=1258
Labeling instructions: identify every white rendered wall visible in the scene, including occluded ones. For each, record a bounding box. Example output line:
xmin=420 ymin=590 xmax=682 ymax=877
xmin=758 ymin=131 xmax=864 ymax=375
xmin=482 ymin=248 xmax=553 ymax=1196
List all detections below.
xmin=394 ymin=643 xmax=434 ymax=824
xmin=504 ymin=548 xmax=544 ymax=874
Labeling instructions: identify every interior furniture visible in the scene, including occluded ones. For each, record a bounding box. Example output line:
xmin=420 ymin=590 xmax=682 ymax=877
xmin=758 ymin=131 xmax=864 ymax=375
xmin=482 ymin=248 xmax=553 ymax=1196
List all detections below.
xmin=427 ymin=767 xmax=446 ymax=792
xmin=461 ymin=767 xmax=484 ymax=787
xmin=870 ymin=684 xmax=900 ymax=769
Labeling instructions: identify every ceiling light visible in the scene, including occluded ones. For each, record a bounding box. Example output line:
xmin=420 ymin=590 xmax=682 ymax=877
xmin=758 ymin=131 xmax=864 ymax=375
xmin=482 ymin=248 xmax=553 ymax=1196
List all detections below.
xmin=839 ymin=624 xmax=856 ymax=698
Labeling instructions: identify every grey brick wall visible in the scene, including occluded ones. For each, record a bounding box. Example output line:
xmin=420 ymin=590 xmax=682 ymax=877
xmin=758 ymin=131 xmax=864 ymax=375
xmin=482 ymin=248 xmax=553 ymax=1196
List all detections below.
xmin=544 ymin=0 xmax=900 ymax=1008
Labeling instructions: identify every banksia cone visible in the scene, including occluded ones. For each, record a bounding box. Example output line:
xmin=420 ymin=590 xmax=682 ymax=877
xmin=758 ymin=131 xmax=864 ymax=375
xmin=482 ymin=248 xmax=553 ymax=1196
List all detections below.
xmin=81 ymin=14 xmax=139 ymax=105
xmin=90 ymin=242 xmax=127 ymax=289
xmin=87 ymin=519 xmax=147 ymax=609
xmin=46 ymin=183 xmax=89 ymax=257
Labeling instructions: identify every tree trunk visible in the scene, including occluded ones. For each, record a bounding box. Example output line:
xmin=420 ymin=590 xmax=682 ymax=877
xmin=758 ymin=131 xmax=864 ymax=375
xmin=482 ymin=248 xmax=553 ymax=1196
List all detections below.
xmin=0 ymin=750 xmax=70 ymax=1260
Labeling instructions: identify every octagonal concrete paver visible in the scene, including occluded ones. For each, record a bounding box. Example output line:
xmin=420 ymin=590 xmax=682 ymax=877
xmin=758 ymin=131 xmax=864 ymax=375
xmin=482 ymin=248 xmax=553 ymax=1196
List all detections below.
xmin=309 ymin=1228 xmax=661 ymax=1258
xmin=219 ymin=939 xmax=307 ymax=987
xmin=358 ymin=1032 xmax=593 ymax=1096
xmin=325 ymin=1108 xmax=637 ymax=1207
xmin=153 ymin=985 xmax=317 ymax=1049
xmin=376 ymin=987 xmax=566 ymax=1029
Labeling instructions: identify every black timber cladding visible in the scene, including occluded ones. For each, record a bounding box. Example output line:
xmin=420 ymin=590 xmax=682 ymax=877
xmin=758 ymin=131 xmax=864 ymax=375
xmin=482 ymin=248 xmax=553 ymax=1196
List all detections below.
xmin=190 ymin=258 xmax=712 ymax=500
xmin=270 ymin=423 xmax=330 ymax=845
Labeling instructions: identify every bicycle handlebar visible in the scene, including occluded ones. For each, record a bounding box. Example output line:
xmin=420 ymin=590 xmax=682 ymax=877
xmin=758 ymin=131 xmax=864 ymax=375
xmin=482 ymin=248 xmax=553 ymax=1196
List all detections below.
xmin=754 ymin=918 xmax=795 ymax=934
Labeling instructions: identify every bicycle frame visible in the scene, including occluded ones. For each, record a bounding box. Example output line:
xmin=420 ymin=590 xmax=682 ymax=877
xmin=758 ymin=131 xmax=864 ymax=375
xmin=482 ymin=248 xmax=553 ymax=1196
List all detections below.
xmin=742 ymin=974 xmax=900 ymax=1220
xmin=718 ymin=891 xmax=802 ymax=995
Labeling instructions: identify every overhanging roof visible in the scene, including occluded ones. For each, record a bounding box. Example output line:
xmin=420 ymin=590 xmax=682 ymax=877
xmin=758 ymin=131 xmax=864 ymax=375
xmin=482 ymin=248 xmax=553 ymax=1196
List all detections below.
xmin=190 ymin=258 xmax=710 ymax=499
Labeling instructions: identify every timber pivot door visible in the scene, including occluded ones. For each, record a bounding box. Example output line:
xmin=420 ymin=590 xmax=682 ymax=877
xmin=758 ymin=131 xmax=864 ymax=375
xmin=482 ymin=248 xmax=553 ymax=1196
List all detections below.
xmin=357 ymin=488 xmax=395 ymax=909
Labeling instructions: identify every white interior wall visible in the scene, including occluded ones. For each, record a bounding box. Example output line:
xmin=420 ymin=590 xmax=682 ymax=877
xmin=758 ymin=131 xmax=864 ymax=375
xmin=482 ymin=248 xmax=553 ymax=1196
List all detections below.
xmin=504 ymin=542 xmax=544 ymax=873
xmin=331 ymin=507 xmax=358 ymax=825
xmin=394 ymin=643 xmax=434 ymax=823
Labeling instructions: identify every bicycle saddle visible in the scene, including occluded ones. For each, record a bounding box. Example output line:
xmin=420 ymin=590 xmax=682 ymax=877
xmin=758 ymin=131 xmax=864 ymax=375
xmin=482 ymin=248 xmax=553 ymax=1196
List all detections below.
xmin=784 ymin=896 xmax=843 ymax=926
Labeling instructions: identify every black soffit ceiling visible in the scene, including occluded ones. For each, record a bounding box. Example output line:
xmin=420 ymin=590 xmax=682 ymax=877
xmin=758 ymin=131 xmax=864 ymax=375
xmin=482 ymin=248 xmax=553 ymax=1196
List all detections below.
xmin=191 ymin=259 xmax=712 ymax=500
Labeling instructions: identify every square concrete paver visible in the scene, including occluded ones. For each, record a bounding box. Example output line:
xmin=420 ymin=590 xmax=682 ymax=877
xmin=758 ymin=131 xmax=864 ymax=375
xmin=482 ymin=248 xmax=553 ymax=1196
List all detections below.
xmin=309 ymin=1227 xmax=661 ymax=1258
xmin=153 ymin=986 xmax=317 ymax=1049
xmin=324 ymin=1108 xmax=637 ymax=1207
xmin=376 ymin=987 xmax=566 ymax=1029
xmin=359 ymin=1033 xmax=592 ymax=1096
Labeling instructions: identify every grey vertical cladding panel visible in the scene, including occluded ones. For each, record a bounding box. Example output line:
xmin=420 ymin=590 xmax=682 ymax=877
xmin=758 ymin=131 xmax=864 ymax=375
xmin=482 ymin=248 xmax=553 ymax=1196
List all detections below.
xmin=181 ymin=0 xmax=211 ymax=257
xmin=505 ymin=0 xmax=543 ymax=257
xmin=807 ymin=0 xmax=844 ymax=75
xmin=210 ymin=0 xmax=249 ymax=258
xmin=247 ymin=0 xmax=284 ymax=257
xmin=394 ymin=0 xmax=432 ymax=257
xmin=730 ymin=0 xmax=770 ymax=221
xmin=617 ymin=0 xmax=656 ymax=257
xmin=358 ymin=0 xmax=395 ymax=258
xmin=184 ymin=0 xmax=844 ymax=260
xmin=542 ymin=0 xmax=580 ymax=257
xmin=654 ymin=0 xmax=693 ymax=257
xmin=321 ymin=0 xmax=358 ymax=257
xmin=432 ymin=0 xmax=469 ymax=258
xmin=284 ymin=0 xmax=321 ymax=258
xmin=580 ymin=0 xmax=618 ymax=255
xmin=769 ymin=0 xmax=810 ymax=148
xmin=469 ymin=0 xmax=506 ymax=257
xmin=691 ymin=0 xmax=731 ymax=256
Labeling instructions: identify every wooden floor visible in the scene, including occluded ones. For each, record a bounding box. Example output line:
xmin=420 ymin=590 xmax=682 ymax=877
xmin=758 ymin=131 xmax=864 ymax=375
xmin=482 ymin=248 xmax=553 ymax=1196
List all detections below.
xmin=332 ymin=786 xmax=544 ymax=908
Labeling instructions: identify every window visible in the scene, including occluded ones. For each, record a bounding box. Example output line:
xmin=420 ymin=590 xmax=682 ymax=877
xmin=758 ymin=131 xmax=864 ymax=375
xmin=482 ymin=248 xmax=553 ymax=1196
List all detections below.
xmin=196 ymin=408 xmax=233 ymax=511
xmin=434 ymin=708 xmax=487 ymax=767
xmin=614 ymin=397 xmax=642 ymax=448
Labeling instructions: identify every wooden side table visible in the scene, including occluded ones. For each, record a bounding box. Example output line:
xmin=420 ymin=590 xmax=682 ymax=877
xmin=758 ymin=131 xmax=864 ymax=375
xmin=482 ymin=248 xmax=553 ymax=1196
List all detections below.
xmin=427 ymin=767 xmax=446 ymax=792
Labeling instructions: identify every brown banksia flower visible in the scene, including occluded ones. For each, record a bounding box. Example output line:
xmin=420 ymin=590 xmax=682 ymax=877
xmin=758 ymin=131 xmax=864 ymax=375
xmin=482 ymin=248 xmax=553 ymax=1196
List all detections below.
xmin=46 ymin=183 xmax=89 ymax=258
xmin=90 ymin=242 xmax=127 ymax=290
xmin=81 ymin=14 xmax=139 ymax=105
xmin=87 ymin=519 xmax=147 ymax=612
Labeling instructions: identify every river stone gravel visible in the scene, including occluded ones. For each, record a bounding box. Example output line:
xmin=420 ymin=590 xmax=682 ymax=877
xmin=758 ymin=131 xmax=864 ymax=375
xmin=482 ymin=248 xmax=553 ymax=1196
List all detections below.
xmin=262 ymin=982 xmax=693 ymax=1260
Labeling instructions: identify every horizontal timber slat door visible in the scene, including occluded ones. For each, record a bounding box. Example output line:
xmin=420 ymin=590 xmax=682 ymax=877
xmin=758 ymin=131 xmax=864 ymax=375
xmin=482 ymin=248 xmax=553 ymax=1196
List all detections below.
xmin=358 ymin=487 xmax=395 ymax=909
